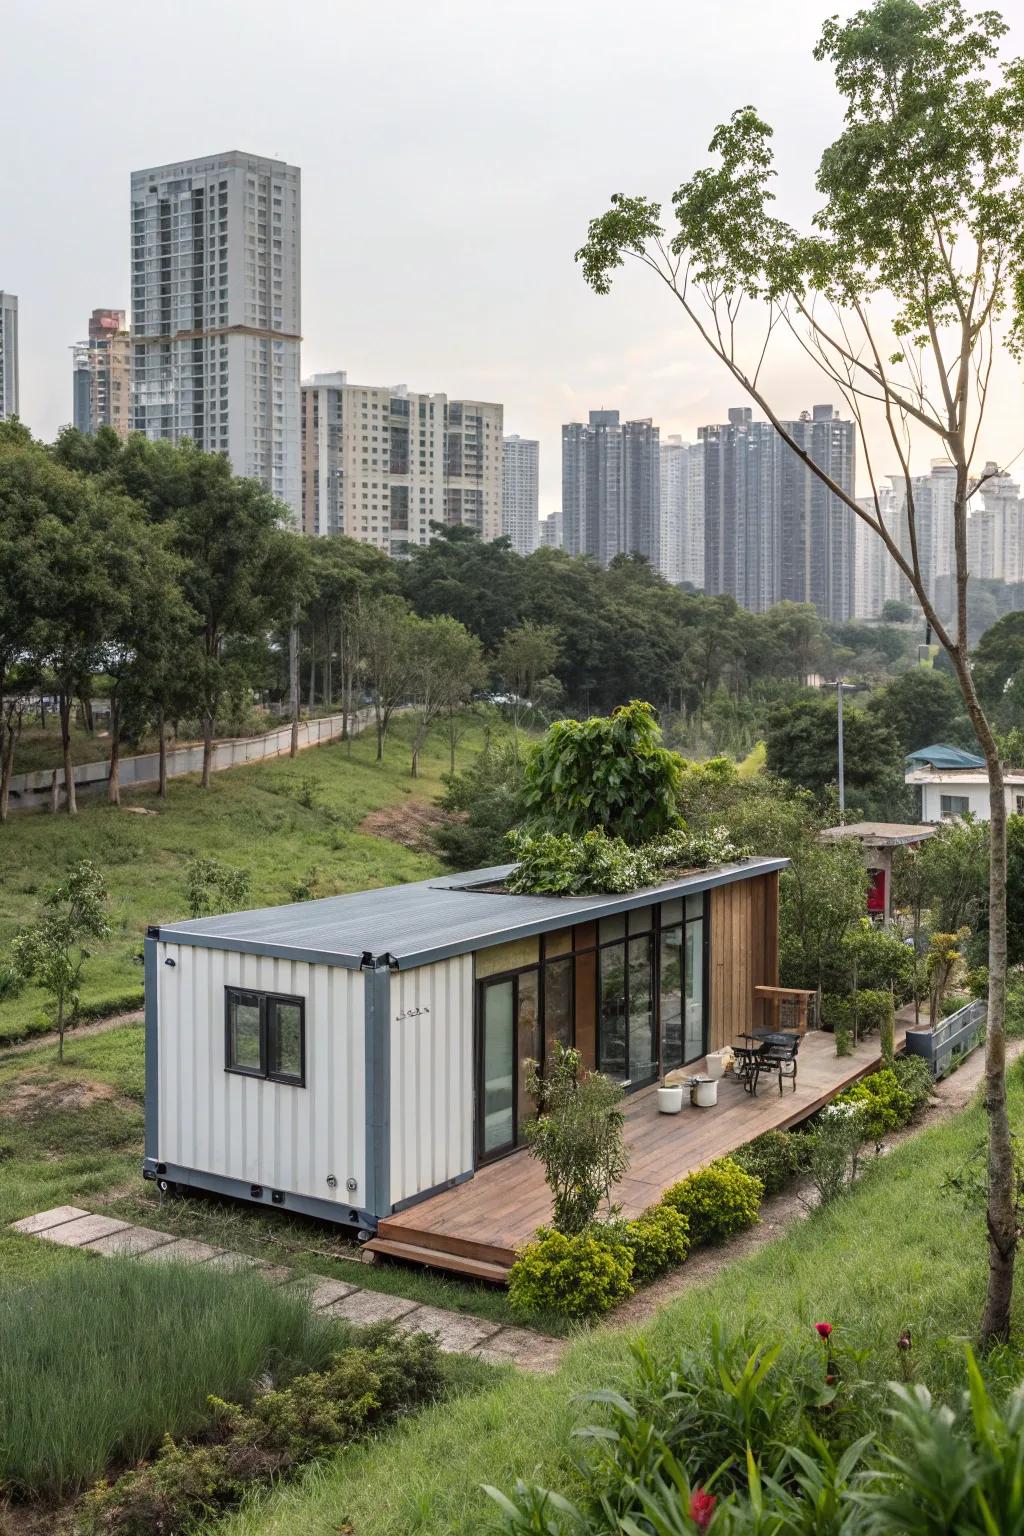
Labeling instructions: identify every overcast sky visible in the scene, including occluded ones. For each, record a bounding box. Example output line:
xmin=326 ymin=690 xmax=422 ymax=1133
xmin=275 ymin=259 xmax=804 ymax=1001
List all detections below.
xmin=3 ymin=0 xmax=1023 ymax=509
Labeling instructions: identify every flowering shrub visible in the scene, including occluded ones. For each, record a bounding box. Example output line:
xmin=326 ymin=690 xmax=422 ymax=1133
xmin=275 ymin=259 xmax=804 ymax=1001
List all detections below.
xmin=836 ymin=1066 xmax=914 ymax=1141
xmin=663 ymin=1159 xmax=763 ymax=1245
xmin=802 ymin=1101 xmax=866 ymax=1202
xmin=508 ymin=1227 xmax=635 ymax=1320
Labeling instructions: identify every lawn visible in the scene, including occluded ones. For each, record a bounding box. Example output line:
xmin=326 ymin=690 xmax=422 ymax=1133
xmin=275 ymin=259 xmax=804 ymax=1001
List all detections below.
xmin=217 ymin=1067 xmax=1024 ymax=1536
xmin=0 ymin=715 xmax=486 ymax=1044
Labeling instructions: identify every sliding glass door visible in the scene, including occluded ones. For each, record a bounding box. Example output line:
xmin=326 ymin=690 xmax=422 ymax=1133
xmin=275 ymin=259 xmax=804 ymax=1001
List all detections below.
xmin=477 ymin=970 xmax=541 ymax=1162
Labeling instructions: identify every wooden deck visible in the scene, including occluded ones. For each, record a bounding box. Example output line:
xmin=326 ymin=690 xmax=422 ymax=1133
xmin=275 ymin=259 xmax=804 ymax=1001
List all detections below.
xmin=370 ymin=1024 xmax=907 ymax=1279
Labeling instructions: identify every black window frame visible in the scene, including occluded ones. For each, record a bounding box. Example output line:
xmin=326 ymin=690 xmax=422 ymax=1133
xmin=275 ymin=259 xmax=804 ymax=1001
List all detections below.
xmin=224 ymin=986 xmax=306 ymax=1087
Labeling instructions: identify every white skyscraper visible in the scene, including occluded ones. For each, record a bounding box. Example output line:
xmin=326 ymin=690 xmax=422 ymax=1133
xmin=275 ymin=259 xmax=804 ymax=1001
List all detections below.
xmin=539 ymin=510 xmax=563 ymax=548
xmin=853 ymin=488 xmax=904 ymax=617
xmin=0 ymin=292 xmax=19 ymax=422
xmin=968 ymin=463 xmax=1023 ymax=584
xmin=501 ymin=435 xmax=539 ymax=555
xmin=130 ymin=152 xmax=301 ymax=514
xmin=659 ymin=436 xmax=704 ymax=586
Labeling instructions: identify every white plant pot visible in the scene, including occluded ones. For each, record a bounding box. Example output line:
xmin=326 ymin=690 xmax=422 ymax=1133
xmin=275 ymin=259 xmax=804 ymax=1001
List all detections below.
xmin=705 ymin=1052 xmax=725 ymax=1081
xmin=657 ymin=1085 xmax=685 ymax=1114
xmin=692 ymin=1078 xmax=719 ymax=1109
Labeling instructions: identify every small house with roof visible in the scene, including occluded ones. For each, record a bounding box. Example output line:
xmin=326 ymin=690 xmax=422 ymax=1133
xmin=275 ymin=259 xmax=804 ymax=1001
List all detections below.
xmin=142 ymin=855 xmax=787 ymax=1247
xmin=905 ymin=743 xmax=1024 ymax=822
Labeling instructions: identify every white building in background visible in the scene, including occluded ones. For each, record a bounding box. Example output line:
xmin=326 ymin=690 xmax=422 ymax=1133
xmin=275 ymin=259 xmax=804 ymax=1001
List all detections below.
xmin=968 ymin=462 xmax=1023 ymax=583
xmin=130 ymin=151 xmax=302 ymax=515
xmin=72 ymin=308 xmax=131 ymax=439
xmin=539 ymin=509 xmax=562 ymax=548
xmin=659 ymin=435 xmax=704 ymax=586
xmin=0 ymin=292 xmax=18 ymax=421
xmin=853 ymin=486 xmax=904 ymax=618
xmin=300 ymin=372 xmax=503 ymax=553
xmin=501 ymin=435 xmax=539 ymax=555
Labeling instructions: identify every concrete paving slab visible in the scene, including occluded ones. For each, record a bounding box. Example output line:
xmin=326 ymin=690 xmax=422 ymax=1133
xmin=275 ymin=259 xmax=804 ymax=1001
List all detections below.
xmin=287 ymin=1276 xmax=359 ymax=1310
xmin=10 ymin=1206 xmax=89 ymax=1235
xmin=473 ymin=1327 xmax=568 ymax=1374
xmin=324 ymin=1289 xmax=421 ymax=1324
xmin=258 ymin=1264 xmax=295 ymax=1287
xmin=38 ymin=1214 xmax=131 ymax=1247
xmin=84 ymin=1226 xmax=177 ymax=1257
xmin=204 ymin=1250 xmax=269 ymax=1273
xmin=397 ymin=1305 xmax=503 ymax=1353
xmin=138 ymin=1238 xmax=224 ymax=1265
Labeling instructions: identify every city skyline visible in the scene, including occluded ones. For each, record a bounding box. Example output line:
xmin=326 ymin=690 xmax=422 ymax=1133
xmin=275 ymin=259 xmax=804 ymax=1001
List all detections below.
xmin=5 ymin=0 xmax=1023 ymax=512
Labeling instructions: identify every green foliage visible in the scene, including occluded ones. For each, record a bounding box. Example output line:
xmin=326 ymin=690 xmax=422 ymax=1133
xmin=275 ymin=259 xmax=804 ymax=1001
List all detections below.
xmin=10 ymin=859 xmax=110 ymax=1052
xmin=506 ymin=825 xmax=741 ymax=897
xmin=184 ymin=854 xmax=252 ymax=919
xmin=731 ymin=1129 xmax=804 ymax=1197
xmin=853 ymin=987 xmax=896 ymax=1042
xmin=522 ymin=1046 xmax=629 ymax=1234
xmin=891 ymin=1054 xmax=935 ymax=1117
xmin=0 ymin=1260 xmax=345 ymax=1498
xmin=617 ymin=1205 xmax=691 ymax=1285
xmin=893 ymin=819 xmax=988 ymax=937
xmin=844 ymin=920 xmax=917 ymax=998
xmin=764 ymin=695 xmax=907 ymax=820
xmin=76 ymin=1326 xmax=444 ymax=1534
xmin=663 ymin=1158 xmax=763 ymax=1246
xmin=869 ymin=667 xmax=963 ymax=756
xmin=521 ymin=702 xmax=682 ymax=845
xmin=837 ymin=1067 xmax=915 ymax=1143
xmin=780 ymin=836 xmax=868 ymax=994
xmin=802 ymin=1102 xmax=868 ymax=1203
xmin=436 ymin=735 xmax=527 ymax=868
xmin=508 ymin=1228 xmax=635 ymax=1321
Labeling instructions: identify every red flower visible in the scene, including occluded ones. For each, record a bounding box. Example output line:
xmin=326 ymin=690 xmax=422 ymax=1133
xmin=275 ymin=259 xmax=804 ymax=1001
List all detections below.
xmin=825 ymin=1373 xmax=836 ymax=1384
xmin=815 ymin=1322 xmax=833 ymax=1339
xmin=897 ymin=1330 xmax=912 ymax=1351
xmin=690 ymin=1487 xmax=717 ymax=1531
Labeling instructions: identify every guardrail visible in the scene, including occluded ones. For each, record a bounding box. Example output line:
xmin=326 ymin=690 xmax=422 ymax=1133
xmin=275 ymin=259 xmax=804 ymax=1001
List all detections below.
xmin=905 ymin=998 xmax=987 ymax=1078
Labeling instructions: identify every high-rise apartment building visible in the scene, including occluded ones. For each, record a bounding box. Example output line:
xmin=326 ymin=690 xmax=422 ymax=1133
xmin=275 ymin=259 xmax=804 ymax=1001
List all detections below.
xmin=300 ymin=372 xmax=502 ymax=552
xmin=502 ymin=435 xmax=540 ymax=555
xmin=72 ymin=309 xmax=131 ymax=438
xmin=968 ymin=463 xmax=1023 ymax=584
xmin=889 ymin=461 xmax=956 ymax=598
xmin=853 ymin=487 xmax=903 ymax=618
xmin=539 ymin=509 xmax=563 ymax=548
xmin=659 ymin=435 xmax=704 ymax=587
xmin=0 ymin=292 xmax=18 ymax=422
xmin=699 ymin=405 xmax=855 ymax=620
xmin=562 ymin=410 xmax=660 ymax=567
xmin=130 ymin=151 xmax=301 ymax=514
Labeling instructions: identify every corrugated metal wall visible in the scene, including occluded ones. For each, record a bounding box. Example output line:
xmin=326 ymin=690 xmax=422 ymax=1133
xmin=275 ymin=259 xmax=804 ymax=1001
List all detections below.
xmin=389 ymin=955 xmax=474 ymax=1206
xmin=157 ymin=943 xmax=366 ymax=1205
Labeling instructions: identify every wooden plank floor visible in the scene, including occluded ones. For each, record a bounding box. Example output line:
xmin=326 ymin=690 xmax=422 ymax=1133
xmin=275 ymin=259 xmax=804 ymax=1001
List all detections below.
xmin=377 ymin=1025 xmax=908 ymax=1271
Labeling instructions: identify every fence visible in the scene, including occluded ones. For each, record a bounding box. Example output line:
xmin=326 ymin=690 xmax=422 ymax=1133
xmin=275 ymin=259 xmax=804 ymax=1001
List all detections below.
xmin=905 ymin=998 xmax=987 ymax=1078
xmin=5 ymin=709 xmax=374 ymax=814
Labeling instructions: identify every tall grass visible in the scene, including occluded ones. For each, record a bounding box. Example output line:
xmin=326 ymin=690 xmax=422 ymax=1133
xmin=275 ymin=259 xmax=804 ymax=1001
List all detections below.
xmin=0 ymin=1259 xmax=344 ymax=1497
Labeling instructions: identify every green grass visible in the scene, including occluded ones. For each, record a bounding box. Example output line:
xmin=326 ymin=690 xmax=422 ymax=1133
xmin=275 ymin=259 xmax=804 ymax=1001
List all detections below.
xmin=0 ymin=1260 xmax=347 ymax=1497
xmin=0 ymin=716 xmax=487 ymax=1044
xmin=218 ymin=1070 xmax=1024 ymax=1536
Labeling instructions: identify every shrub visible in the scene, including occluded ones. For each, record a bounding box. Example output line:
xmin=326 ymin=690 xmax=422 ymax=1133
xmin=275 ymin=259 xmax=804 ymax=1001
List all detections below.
xmin=508 ymin=1228 xmax=635 ymax=1320
xmin=732 ymin=1129 xmax=804 ymax=1196
xmin=892 ymin=1054 xmax=934 ymax=1116
xmin=523 ymin=1045 xmax=629 ymax=1234
xmin=802 ymin=1102 xmax=867 ymax=1202
xmin=662 ymin=1158 xmax=763 ymax=1245
xmin=821 ymin=993 xmax=852 ymax=1035
xmin=77 ymin=1328 xmax=444 ymax=1534
xmin=618 ymin=1205 xmax=691 ymax=1285
xmin=506 ymin=823 xmax=741 ymax=897
xmin=836 ymin=1066 xmax=914 ymax=1141
xmin=854 ymin=987 xmax=895 ymax=1040
xmin=183 ymin=856 xmax=251 ymax=920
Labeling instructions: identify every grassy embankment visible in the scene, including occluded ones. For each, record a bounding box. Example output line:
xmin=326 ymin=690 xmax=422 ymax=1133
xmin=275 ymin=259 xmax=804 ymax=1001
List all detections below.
xmin=0 ymin=715 xmax=485 ymax=1044
xmin=217 ymin=1069 xmax=1024 ymax=1536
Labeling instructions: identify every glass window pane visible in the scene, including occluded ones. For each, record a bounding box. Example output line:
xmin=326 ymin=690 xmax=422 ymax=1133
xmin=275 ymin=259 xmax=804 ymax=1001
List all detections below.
xmin=482 ymin=980 xmax=514 ymax=1154
xmin=517 ymin=970 xmax=541 ymax=1135
xmin=659 ymin=927 xmax=683 ymax=1072
xmin=598 ymin=942 xmax=627 ymax=1081
xmin=686 ymin=894 xmax=704 ymax=921
xmin=544 ymin=957 xmax=573 ymax=1056
xmin=685 ymin=919 xmax=704 ymax=1061
xmin=228 ymin=992 xmax=262 ymax=1072
xmin=269 ymin=1000 xmax=303 ymax=1080
xmin=599 ymin=915 xmax=626 ymax=944
xmin=628 ymin=936 xmax=655 ymax=1082
xmin=628 ymin=906 xmax=653 ymax=934
xmin=660 ymin=898 xmax=684 ymax=926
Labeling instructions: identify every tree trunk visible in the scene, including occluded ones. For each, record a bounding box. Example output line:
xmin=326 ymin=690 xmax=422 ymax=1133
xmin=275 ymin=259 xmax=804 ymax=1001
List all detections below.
xmin=0 ymin=705 xmax=17 ymax=824
xmin=289 ymin=616 xmax=300 ymax=758
xmin=449 ymin=709 xmax=457 ymax=775
xmin=57 ymin=996 xmax=65 ymax=1063
xmin=59 ymin=692 xmax=77 ymax=815
xmin=39 ymin=690 xmax=46 ymax=729
xmin=411 ymin=744 xmax=419 ymax=778
xmin=107 ymin=693 xmax=121 ymax=806
xmin=980 ymin=744 xmax=1015 ymax=1343
xmin=201 ymin=711 xmax=214 ymax=789
xmin=375 ymin=711 xmax=384 ymax=762
xmin=49 ymin=768 xmax=59 ymax=813
xmin=308 ymin=640 xmax=317 ymax=714
xmin=157 ymin=705 xmax=168 ymax=799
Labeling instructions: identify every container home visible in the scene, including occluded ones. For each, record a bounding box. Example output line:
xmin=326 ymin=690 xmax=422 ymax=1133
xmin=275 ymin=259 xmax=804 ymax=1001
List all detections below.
xmin=143 ymin=855 xmax=786 ymax=1238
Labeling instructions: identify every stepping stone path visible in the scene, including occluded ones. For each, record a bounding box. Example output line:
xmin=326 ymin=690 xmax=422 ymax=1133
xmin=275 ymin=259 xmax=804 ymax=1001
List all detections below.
xmin=10 ymin=1207 xmax=567 ymax=1373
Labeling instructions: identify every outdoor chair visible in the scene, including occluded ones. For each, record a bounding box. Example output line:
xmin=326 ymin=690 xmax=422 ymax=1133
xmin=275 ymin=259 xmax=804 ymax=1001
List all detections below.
xmin=749 ymin=1035 xmax=801 ymax=1097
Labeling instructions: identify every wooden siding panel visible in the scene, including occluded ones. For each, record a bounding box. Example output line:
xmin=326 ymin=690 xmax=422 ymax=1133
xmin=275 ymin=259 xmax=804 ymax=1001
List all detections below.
xmin=575 ymin=950 xmax=597 ymax=1070
xmin=709 ymin=874 xmax=779 ymax=1050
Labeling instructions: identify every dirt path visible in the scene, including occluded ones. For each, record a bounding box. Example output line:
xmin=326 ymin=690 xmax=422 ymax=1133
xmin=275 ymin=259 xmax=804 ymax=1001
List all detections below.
xmin=609 ymin=1040 xmax=1023 ymax=1330
xmin=0 ymin=1010 xmax=143 ymax=1058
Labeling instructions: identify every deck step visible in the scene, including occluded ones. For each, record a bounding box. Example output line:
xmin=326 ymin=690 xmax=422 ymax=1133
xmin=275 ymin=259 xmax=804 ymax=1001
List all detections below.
xmin=364 ymin=1235 xmax=512 ymax=1285
xmin=376 ymin=1219 xmax=514 ymax=1271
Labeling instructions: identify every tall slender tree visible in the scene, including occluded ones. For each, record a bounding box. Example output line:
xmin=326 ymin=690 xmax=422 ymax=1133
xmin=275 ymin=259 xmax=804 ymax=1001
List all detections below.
xmin=578 ymin=0 xmax=1024 ymax=1341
